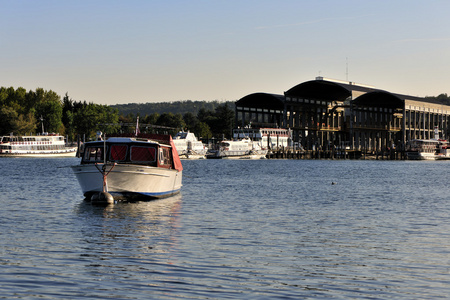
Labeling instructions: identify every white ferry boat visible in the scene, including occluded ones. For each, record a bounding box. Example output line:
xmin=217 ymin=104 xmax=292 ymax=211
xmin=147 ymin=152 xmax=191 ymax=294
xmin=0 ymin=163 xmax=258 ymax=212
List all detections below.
xmin=206 ymin=127 xmax=292 ymax=159
xmin=233 ymin=127 xmax=291 ymax=149
xmin=206 ymin=137 xmax=267 ymax=159
xmin=406 ymin=127 xmax=450 ymax=160
xmin=173 ymin=131 xmax=207 ymax=159
xmin=71 ymin=133 xmax=183 ymax=201
xmin=0 ymin=134 xmax=77 ymax=157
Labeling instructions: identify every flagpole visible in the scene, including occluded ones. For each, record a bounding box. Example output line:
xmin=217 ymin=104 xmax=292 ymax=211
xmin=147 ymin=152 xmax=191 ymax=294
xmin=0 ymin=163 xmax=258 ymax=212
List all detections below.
xmin=135 ymin=117 xmax=140 ymax=136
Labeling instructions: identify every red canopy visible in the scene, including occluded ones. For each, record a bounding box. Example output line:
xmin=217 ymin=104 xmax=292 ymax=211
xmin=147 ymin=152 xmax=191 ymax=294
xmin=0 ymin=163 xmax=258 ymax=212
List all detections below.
xmin=169 ymin=136 xmax=183 ymax=172
xmin=109 ymin=133 xmax=183 ymax=172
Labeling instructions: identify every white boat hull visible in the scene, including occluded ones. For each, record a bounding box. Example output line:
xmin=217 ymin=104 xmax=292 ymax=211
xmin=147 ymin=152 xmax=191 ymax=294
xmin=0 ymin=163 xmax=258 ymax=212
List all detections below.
xmin=406 ymin=152 xmax=438 ymax=160
xmin=0 ymin=147 xmax=77 ymax=157
xmin=71 ymin=164 xmax=182 ymax=200
xmin=180 ymin=154 xmax=206 ymax=159
xmin=207 ymin=149 xmax=268 ymax=159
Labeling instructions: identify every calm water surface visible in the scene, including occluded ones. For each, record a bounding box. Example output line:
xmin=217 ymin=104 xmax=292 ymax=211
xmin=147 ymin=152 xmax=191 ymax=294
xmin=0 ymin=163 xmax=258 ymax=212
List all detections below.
xmin=0 ymin=157 xmax=450 ymax=299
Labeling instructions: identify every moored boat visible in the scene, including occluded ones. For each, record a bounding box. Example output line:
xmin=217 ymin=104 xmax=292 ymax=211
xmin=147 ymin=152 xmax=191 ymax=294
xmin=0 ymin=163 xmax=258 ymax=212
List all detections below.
xmin=173 ymin=131 xmax=207 ymax=159
xmin=233 ymin=127 xmax=291 ymax=149
xmin=406 ymin=127 xmax=450 ymax=160
xmin=71 ymin=132 xmax=183 ymax=202
xmin=206 ymin=127 xmax=292 ymax=159
xmin=0 ymin=134 xmax=77 ymax=157
xmin=206 ymin=137 xmax=267 ymax=159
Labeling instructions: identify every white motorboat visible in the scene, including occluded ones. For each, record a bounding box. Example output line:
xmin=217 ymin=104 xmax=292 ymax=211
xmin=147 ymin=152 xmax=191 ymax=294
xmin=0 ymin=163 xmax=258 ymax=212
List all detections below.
xmin=206 ymin=137 xmax=267 ymax=159
xmin=71 ymin=133 xmax=183 ymax=201
xmin=173 ymin=131 xmax=207 ymax=159
xmin=0 ymin=134 xmax=77 ymax=157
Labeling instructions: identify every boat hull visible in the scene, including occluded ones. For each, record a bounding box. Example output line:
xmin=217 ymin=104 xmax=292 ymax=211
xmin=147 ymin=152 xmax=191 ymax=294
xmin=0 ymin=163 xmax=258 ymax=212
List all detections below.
xmin=406 ymin=151 xmax=438 ymax=160
xmin=0 ymin=148 xmax=77 ymax=157
xmin=180 ymin=154 xmax=206 ymax=159
xmin=206 ymin=149 xmax=267 ymax=159
xmin=71 ymin=164 xmax=182 ymax=201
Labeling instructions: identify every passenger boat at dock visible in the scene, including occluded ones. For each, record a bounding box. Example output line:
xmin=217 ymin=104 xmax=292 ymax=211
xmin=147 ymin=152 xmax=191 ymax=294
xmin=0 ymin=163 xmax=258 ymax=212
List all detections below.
xmin=233 ymin=127 xmax=291 ymax=149
xmin=0 ymin=134 xmax=77 ymax=157
xmin=405 ymin=127 xmax=450 ymax=160
xmin=206 ymin=127 xmax=292 ymax=159
xmin=71 ymin=132 xmax=183 ymax=202
xmin=172 ymin=131 xmax=208 ymax=159
xmin=206 ymin=137 xmax=267 ymax=159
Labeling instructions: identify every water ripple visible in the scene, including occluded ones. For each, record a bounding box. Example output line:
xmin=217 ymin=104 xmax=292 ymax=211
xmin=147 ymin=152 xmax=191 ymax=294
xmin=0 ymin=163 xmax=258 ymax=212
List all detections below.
xmin=1 ymin=158 xmax=450 ymax=298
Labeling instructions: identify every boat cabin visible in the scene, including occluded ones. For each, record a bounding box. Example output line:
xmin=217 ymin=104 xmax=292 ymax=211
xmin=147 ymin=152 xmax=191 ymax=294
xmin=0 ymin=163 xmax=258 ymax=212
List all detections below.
xmin=81 ymin=138 xmax=175 ymax=169
xmin=405 ymin=139 xmax=440 ymax=154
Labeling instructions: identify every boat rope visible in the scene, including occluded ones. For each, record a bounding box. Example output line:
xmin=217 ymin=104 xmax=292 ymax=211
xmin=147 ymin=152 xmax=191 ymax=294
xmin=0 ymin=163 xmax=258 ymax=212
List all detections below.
xmin=94 ymin=163 xmax=116 ymax=192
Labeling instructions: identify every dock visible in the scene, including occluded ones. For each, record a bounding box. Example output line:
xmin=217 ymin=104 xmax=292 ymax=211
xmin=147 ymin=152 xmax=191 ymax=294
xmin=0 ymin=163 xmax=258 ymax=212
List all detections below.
xmin=267 ymin=147 xmax=405 ymax=160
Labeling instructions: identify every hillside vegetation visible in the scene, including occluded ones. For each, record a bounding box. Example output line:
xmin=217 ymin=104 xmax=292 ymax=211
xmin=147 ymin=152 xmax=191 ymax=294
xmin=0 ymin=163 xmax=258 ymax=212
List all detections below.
xmin=111 ymin=100 xmax=235 ymax=117
xmin=2 ymin=85 xmax=449 ymax=142
xmin=0 ymin=87 xmax=236 ymax=140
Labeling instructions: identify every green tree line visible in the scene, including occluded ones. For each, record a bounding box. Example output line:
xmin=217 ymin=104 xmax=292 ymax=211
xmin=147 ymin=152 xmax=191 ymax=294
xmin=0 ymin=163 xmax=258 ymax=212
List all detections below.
xmin=425 ymin=93 xmax=450 ymax=106
xmin=118 ymin=103 xmax=235 ymax=140
xmin=0 ymin=87 xmax=119 ymax=140
xmin=0 ymin=87 xmax=235 ymax=141
xmin=111 ymin=100 xmax=235 ymax=117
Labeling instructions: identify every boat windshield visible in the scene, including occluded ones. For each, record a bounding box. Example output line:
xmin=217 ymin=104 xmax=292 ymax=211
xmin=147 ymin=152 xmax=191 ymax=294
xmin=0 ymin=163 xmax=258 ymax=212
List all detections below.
xmin=110 ymin=145 xmax=127 ymax=161
xmin=84 ymin=146 xmax=104 ymax=162
xmin=131 ymin=146 xmax=156 ymax=163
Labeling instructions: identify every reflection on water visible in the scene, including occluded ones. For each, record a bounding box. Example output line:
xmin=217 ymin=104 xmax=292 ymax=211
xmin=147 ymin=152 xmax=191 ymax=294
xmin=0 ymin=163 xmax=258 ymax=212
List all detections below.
xmin=75 ymin=195 xmax=182 ymax=254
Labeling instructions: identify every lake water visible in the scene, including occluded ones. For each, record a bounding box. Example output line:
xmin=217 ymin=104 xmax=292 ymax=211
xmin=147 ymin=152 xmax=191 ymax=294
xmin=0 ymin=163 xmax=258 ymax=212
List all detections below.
xmin=1 ymin=157 xmax=450 ymax=299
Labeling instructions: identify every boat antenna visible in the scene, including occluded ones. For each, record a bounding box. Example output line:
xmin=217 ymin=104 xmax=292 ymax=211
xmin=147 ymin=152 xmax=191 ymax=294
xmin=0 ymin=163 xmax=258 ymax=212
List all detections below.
xmin=103 ymin=132 xmax=107 ymax=165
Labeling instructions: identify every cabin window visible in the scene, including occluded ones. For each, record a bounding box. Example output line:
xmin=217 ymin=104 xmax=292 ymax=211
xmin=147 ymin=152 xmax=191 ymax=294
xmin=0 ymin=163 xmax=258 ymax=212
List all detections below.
xmin=159 ymin=148 xmax=164 ymax=165
xmin=110 ymin=145 xmax=128 ymax=161
xmin=131 ymin=146 xmax=156 ymax=163
xmin=84 ymin=146 xmax=104 ymax=162
xmin=158 ymin=147 xmax=172 ymax=167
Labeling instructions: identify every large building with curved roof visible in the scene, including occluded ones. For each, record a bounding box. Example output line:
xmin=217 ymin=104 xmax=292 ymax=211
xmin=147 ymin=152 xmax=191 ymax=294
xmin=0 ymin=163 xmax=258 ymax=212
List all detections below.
xmin=235 ymin=77 xmax=450 ymax=152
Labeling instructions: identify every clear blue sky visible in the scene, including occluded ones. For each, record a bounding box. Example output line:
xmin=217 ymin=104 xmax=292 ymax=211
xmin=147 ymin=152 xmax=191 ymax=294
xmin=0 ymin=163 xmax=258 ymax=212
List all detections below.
xmin=2 ymin=0 xmax=449 ymax=105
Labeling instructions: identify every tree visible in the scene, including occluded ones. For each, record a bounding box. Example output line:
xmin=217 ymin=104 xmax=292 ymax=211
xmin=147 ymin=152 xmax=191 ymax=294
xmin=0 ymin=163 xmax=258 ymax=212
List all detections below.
xmin=426 ymin=93 xmax=450 ymax=106
xmin=194 ymin=121 xmax=212 ymax=140
xmin=13 ymin=112 xmax=36 ymax=134
xmin=142 ymin=113 xmax=160 ymax=125
xmin=72 ymin=102 xmax=120 ymax=138
xmin=183 ymin=112 xmax=198 ymax=131
xmin=0 ymin=106 xmax=19 ymax=135
xmin=156 ymin=112 xmax=185 ymax=130
xmin=73 ymin=102 xmax=97 ymax=137
xmin=96 ymin=105 xmax=120 ymax=135
xmin=197 ymin=107 xmax=213 ymax=123
xmin=62 ymin=93 xmax=76 ymax=140
xmin=32 ymin=88 xmax=63 ymax=134
xmin=0 ymin=106 xmax=36 ymax=135
xmin=0 ymin=87 xmax=37 ymax=135
xmin=214 ymin=103 xmax=235 ymax=139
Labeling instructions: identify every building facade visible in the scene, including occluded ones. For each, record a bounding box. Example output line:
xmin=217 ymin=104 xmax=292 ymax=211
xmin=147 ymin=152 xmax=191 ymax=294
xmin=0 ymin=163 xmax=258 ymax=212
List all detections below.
xmin=235 ymin=77 xmax=450 ymax=152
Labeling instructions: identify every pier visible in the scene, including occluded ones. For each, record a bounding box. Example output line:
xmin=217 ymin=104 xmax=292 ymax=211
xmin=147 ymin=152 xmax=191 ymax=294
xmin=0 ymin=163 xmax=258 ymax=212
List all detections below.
xmin=266 ymin=147 xmax=404 ymax=160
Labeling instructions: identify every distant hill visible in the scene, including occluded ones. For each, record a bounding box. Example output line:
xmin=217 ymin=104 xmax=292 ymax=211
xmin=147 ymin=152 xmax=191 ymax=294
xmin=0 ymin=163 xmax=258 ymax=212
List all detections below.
xmin=111 ymin=100 xmax=236 ymax=116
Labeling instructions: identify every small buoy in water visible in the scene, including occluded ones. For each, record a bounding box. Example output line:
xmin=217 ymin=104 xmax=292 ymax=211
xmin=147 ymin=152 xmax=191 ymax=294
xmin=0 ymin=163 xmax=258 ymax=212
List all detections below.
xmin=331 ymin=182 xmax=337 ymax=185
xmin=91 ymin=192 xmax=114 ymax=205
